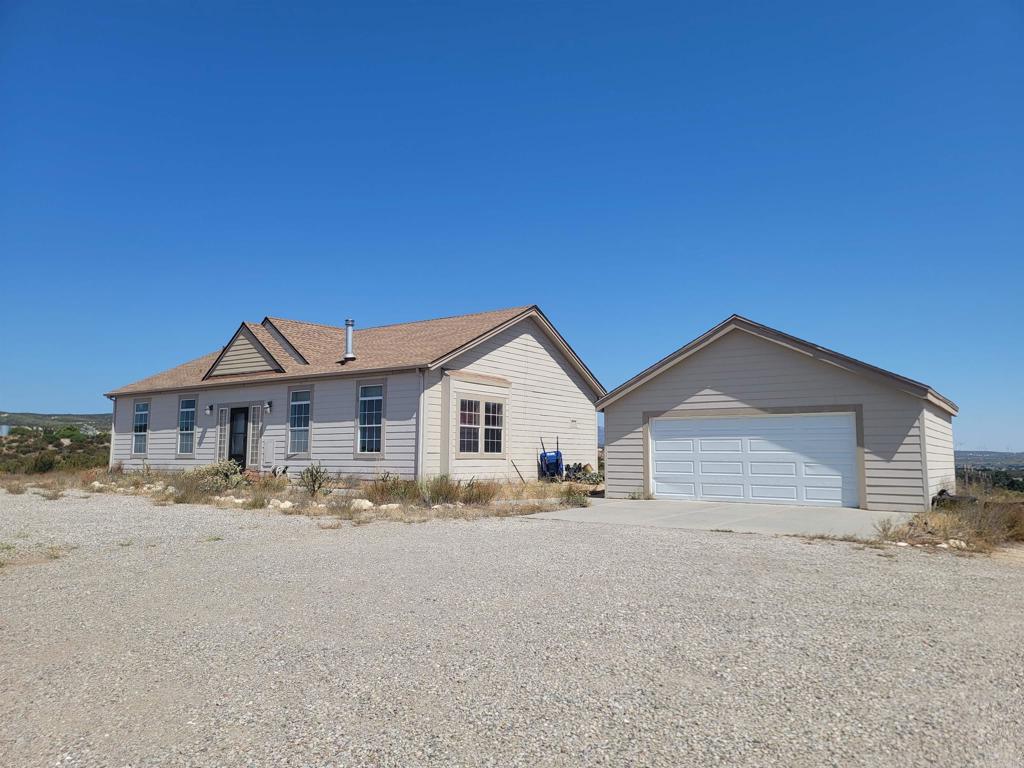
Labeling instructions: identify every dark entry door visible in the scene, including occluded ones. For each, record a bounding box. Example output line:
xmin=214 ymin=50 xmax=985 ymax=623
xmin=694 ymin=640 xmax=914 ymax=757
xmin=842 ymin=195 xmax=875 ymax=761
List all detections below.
xmin=229 ymin=407 xmax=248 ymax=468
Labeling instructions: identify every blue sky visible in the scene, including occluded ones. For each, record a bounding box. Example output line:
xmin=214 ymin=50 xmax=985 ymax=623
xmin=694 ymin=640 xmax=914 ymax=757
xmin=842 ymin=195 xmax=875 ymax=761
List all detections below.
xmin=1 ymin=1 xmax=1021 ymax=449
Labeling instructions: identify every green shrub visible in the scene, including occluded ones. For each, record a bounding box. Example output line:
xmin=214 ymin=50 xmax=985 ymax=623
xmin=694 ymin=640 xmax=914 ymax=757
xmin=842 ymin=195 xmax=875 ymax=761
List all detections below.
xmin=461 ymin=478 xmax=500 ymax=506
xmin=164 ymin=460 xmax=247 ymax=500
xmin=25 ymin=452 xmax=57 ymax=474
xmin=559 ymin=484 xmax=591 ymax=508
xmin=299 ymin=464 xmax=333 ymax=498
xmin=367 ymin=472 xmax=421 ymax=504
xmin=200 ymin=459 xmax=245 ymax=484
xmin=421 ymin=474 xmax=462 ymax=505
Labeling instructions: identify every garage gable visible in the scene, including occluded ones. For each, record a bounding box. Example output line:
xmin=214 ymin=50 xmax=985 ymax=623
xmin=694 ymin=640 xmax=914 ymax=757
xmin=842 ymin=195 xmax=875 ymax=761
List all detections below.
xmin=597 ymin=316 xmax=957 ymax=416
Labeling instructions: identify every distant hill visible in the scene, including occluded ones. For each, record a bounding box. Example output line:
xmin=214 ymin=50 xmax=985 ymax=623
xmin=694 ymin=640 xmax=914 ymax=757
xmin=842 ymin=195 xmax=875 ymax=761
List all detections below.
xmin=955 ymin=450 xmax=1024 ymax=470
xmin=0 ymin=411 xmax=112 ymax=433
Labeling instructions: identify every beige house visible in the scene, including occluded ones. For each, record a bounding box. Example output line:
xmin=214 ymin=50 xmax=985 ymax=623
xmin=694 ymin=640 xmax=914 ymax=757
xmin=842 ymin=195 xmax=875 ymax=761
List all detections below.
xmin=599 ymin=316 xmax=957 ymax=513
xmin=106 ymin=306 xmax=604 ymax=480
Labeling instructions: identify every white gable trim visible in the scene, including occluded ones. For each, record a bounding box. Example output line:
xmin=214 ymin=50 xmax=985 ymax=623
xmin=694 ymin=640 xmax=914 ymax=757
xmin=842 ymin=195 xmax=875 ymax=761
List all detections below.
xmin=204 ymin=324 xmax=284 ymax=380
xmin=426 ymin=306 xmax=606 ymax=401
xmin=597 ymin=316 xmax=957 ymax=415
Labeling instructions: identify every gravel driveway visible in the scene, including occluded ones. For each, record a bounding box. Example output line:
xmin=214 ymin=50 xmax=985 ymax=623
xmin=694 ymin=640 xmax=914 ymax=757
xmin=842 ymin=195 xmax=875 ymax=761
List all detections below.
xmin=2 ymin=490 xmax=1023 ymax=767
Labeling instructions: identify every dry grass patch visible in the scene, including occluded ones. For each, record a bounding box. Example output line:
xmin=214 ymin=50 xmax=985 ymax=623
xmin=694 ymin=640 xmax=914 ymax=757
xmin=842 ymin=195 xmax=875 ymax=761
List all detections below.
xmin=558 ymin=483 xmax=591 ymax=508
xmin=0 ymin=477 xmax=28 ymax=494
xmin=367 ymin=473 xmax=422 ymax=505
xmin=874 ymin=484 xmax=1024 ymax=553
xmin=496 ymin=480 xmax=589 ymax=500
xmin=44 ymin=544 xmax=76 ymax=560
xmin=878 ymin=501 xmax=1024 ymax=553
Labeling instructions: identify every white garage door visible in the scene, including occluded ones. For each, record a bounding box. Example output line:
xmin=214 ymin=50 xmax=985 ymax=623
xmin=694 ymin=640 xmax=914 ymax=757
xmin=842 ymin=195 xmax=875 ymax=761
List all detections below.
xmin=650 ymin=413 xmax=859 ymax=507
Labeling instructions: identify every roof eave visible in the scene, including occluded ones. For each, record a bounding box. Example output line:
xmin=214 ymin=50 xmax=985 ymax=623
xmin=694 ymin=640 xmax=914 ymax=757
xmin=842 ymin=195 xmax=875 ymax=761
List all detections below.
xmin=104 ymin=363 xmax=427 ymax=399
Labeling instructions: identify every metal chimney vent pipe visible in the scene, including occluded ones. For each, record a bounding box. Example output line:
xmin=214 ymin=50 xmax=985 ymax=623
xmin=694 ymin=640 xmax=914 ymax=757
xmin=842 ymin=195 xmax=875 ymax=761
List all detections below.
xmin=343 ymin=319 xmax=356 ymax=361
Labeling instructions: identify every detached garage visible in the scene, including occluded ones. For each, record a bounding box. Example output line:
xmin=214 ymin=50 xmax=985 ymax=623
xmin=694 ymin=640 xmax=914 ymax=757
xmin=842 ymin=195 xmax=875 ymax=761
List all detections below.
xmin=599 ymin=316 xmax=958 ymax=513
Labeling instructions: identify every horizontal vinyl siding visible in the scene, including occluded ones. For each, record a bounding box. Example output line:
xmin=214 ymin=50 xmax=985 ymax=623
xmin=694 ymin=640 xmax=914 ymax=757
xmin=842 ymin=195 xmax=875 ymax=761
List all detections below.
xmin=110 ymin=372 xmax=420 ymax=478
xmin=923 ymin=404 xmax=956 ymax=498
xmin=209 ymin=330 xmax=276 ymax=375
xmin=421 ymin=369 xmax=444 ymax=477
xmin=436 ymin=317 xmax=598 ymax=482
xmin=603 ymin=329 xmax=930 ymax=512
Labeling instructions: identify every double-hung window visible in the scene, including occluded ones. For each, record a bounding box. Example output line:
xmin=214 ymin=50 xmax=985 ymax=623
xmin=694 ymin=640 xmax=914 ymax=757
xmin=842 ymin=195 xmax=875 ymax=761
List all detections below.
xmin=483 ymin=402 xmax=503 ymax=453
xmin=289 ymin=390 xmax=311 ymax=455
xmin=358 ymin=384 xmax=383 ymax=453
xmin=459 ymin=399 xmax=480 ymax=453
xmin=178 ymin=398 xmax=196 ymax=455
xmin=458 ymin=398 xmax=504 ymax=455
xmin=132 ymin=401 xmax=150 ymax=455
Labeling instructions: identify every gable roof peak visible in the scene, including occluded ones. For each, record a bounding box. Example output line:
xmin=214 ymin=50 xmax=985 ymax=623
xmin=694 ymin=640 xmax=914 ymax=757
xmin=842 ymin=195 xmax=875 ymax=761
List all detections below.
xmin=597 ymin=315 xmax=957 ymax=415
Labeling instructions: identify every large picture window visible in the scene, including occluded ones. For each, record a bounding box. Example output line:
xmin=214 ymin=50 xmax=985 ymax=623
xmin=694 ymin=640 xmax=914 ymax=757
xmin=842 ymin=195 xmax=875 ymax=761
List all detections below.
xmin=178 ymin=398 xmax=196 ymax=455
xmin=358 ymin=384 xmax=383 ymax=453
xmin=132 ymin=401 xmax=150 ymax=455
xmin=289 ymin=390 xmax=311 ymax=455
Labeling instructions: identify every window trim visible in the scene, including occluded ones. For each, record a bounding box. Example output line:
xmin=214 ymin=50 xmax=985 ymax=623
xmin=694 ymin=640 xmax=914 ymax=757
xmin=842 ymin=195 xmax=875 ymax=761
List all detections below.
xmin=353 ymin=378 xmax=387 ymax=458
xmin=286 ymin=385 xmax=314 ymax=459
xmin=458 ymin=397 xmax=481 ymax=454
xmin=454 ymin=391 xmax=507 ymax=459
xmin=131 ymin=398 xmax=150 ymax=457
xmin=176 ymin=394 xmax=198 ymax=458
xmin=483 ymin=400 xmax=505 ymax=456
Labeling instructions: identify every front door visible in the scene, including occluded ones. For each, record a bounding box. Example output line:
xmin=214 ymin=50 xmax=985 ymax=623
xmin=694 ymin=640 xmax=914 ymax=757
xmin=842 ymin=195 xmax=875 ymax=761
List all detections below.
xmin=229 ymin=407 xmax=248 ymax=468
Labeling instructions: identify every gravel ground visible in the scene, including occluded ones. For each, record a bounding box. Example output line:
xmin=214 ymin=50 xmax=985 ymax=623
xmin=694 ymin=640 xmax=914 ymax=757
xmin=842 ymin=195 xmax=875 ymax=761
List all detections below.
xmin=1 ymin=489 xmax=1023 ymax=768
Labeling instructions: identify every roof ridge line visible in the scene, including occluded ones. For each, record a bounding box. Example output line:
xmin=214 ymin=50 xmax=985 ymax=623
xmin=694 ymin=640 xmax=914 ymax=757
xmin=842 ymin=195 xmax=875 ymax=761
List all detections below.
xmin=266 ymin=305 xmax=534 ymax=333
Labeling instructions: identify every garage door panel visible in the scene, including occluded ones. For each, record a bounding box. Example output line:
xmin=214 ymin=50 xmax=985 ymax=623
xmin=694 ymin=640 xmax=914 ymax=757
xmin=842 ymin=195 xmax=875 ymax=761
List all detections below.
xmin=749 ymin=462 xmax=797 ymax=476
xmin=699 ymin=438 xmax=742 ymax=452
xmin=700 ymin=483 xmax=745 ymax=498
xmin=804 ymin=487 xmax=844 ymax=502
xmin=750 ymin=485 xmax=798 ymax=500
xmin=654 ymin=460 xmax=694 ymax=473
xmin=651 ymin=414 xmax=858 ymax=507
xmin=699 ymin=461 xmax=743 ymax=475
xmin=656 ymin=481 xmax=696 ymax=496
xmin=653 ymin=439 xmax=694 ymax=452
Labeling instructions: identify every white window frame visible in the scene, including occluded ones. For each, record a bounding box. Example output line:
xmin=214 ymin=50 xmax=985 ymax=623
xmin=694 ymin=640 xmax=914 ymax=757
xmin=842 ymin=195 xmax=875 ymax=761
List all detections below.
xmin=177 ymin=395 xmax=197 ymax=457
xmin=287 ymin=386 xmax=313 ymax=458
xmin=458 ymin=398 xmax=481 ymax=454
xmin=456 ymin=393 xmax=507 ymax=459
xmin=132 ymin=399 xmax=150 ymax=457
xmin=355 ymin=379 xmax=386 ymax=457
xmin=483 ymin=401 xmax=504 ymax=455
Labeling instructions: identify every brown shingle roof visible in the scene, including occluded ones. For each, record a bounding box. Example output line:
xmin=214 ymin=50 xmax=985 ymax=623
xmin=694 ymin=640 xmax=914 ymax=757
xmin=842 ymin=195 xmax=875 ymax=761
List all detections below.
xmin=106 ymin=306 xmax=536 ymax=397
